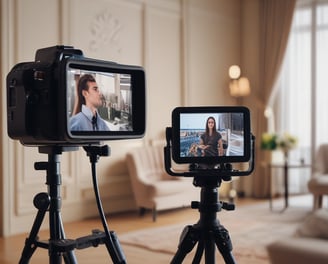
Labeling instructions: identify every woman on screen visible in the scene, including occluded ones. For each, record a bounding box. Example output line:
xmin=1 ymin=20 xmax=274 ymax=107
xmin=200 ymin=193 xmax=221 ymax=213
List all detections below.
xmin=198 ymin=116 xmax=224 ymax=157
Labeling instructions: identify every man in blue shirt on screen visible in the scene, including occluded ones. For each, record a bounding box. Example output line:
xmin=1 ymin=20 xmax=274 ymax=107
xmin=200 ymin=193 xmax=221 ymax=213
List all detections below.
xmin=69 ymin=74 xmax=110 ymax=131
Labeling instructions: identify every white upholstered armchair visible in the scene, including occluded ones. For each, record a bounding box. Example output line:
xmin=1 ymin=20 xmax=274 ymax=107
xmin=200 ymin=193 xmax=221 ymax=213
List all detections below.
xmin=126 ymin=144 xmax=199 ymax=221
xmin=308 ymin=143 xmax=328 ymax=209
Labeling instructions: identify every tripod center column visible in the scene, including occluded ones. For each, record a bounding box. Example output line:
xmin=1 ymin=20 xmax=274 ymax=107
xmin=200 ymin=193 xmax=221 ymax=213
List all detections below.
xmin=46 ymin=153 xmax=63 ymax=241
xmin=199 ymin=186 xmax=221 ymax=227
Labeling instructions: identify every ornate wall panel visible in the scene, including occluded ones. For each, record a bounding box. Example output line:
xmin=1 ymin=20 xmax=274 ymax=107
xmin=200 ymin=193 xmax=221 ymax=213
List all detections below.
xmin=64 ymin=0 xmax=143 ymax=65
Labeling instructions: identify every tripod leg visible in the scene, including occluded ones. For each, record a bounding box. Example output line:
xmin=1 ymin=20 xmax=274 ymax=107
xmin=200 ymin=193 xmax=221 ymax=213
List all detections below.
xmin=171 ymin=225 xmax=199 ymax=264
xmin=47 ymin=204 xmax=78 ymax=264
xmin=59 ymin=215 xmax=78 ymax=264
xmin=213 ymin=225 xmax=236 ymax=264
xmin=62 ymin=252 xmax=77 ymax=264
xmin=191 ymin=240 xmax=204 ymax=264
xmin=204 ymin=236 xmax=216 ymax=264
xmin=19 ymin=193 xmax=49 ymax=264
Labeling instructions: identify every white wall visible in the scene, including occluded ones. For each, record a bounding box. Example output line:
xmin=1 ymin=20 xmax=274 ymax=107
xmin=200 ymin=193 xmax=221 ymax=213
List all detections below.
xmin=184 ymin=0 xmax=240 ymax=106
xmin=0 ymin=0 xmax=243 ymax=236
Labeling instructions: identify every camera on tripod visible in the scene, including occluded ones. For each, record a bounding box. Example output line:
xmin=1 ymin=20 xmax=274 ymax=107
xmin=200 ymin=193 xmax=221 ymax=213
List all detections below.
xmin=7 ymin=45 xmax=146 ymax=146
xmin=164 ymin=106 xmax=255 ymax=179
xmin=165 ymin=106 xmax=255 ymax=264
xmin=6 ymin=46 xmax=145 ymax=263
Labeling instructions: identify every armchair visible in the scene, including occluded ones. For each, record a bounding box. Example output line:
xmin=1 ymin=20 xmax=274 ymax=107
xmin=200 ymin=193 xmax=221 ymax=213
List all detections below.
xmin=308 ymin=143 xmax=328 ymax=209
xmin=126 ymin=144 xmax=199 ymax=221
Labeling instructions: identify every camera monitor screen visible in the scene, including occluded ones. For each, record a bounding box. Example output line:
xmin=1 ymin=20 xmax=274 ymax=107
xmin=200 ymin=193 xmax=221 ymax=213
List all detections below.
xmin=66 ymin=61 xmax=146 ymax=141
xmin=171 ymin=106 xmax=251 ymax=164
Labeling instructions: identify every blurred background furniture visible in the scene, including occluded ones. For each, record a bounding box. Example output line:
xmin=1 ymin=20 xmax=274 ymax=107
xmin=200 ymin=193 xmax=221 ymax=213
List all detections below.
xmin=126 ymin=144 xmax=199 ymax=221
xmin=268 ymin=144 xmax=328 ymax=263
xmin=268 ymin=237 xmax=328 ymax=264
xmin=267 ymin=208 xmax=328 ymax=264
xmin=267 ymin=162 xmax=311 ymax=212
xmin=308 ymin=143 xmax=328 ymax=209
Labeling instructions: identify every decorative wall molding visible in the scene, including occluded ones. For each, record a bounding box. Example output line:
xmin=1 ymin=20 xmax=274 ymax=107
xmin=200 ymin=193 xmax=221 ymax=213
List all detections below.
xmin=89 ymin=9 xmax=123 ymax=55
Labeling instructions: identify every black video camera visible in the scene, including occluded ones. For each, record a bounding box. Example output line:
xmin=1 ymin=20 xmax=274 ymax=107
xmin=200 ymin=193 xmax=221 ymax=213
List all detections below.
xmin=164 ymin=106 xmax=255 ymax=178
xmin=7 ymin=45 xmax=146 ymax=146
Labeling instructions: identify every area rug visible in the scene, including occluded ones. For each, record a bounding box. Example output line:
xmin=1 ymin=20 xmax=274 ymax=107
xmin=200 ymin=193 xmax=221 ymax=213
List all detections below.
xmin=120 ymin=202 xmax=311 ymax=263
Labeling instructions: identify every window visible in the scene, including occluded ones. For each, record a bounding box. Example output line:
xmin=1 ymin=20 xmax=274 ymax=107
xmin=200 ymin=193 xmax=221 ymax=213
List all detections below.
xmin=272 ymin=0 xmax=328 ymax=193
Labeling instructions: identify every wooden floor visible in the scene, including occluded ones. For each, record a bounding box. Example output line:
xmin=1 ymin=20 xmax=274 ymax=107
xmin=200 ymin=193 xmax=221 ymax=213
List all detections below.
xmin=0 ymin=197 xmax=269 ymax=264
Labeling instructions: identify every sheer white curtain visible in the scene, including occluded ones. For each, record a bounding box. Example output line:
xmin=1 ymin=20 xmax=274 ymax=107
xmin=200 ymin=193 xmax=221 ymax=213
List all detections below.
xmin=272 ymin=0 xmax=328 ymax=194
xmin=316 ymin=4 xmax=328 ymax=146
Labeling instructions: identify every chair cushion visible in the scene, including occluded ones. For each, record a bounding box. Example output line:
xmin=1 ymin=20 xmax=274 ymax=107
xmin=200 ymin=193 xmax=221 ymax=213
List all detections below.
xmin=152 ymin=180 xmax=191 ymax=197
xmin=308 ymin=175 xmax=328 ymax=194
xmin=314 ymin=144 xmax=328 ymax=174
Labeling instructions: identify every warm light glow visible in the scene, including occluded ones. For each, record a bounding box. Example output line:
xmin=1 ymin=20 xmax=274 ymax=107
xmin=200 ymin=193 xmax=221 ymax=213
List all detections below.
xmin=229 ymin=80 xmax=239 ymax=97
xmin=238 ymin=77 xmax=250 ymax=96
xmin=264 ymin=106 xmax=273 ymax=118
xmin=228 ymin=65 xmax=250 ymax=98
xmin=229 ymin=65 xmax=241 ymax=79
xmin=229 ymin=77 xmax=250 ymax=97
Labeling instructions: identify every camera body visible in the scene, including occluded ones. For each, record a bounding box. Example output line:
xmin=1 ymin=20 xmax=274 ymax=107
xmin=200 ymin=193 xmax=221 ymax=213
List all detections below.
xmin=7 ymin=46 xmax=146 ymax=146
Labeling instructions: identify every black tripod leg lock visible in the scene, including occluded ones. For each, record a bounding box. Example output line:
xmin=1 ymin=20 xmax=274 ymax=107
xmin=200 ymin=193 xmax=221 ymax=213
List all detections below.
xmin=214 ymin=225 xmax=233 ymax=253
xmin=50 ymin=229 xmax=108 ymax=252
xmin=177 ymin=225 xmax=199 ymax=253
xmin=51 ymin=239 xmax=76 ymax=252
xmin=75 ymin=229 xmax=107 ymax=249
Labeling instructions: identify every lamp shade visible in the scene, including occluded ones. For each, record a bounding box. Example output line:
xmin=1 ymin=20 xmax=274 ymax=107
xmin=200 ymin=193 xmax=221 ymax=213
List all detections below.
xmin=229 ymin=77 xmax=250 ymax=97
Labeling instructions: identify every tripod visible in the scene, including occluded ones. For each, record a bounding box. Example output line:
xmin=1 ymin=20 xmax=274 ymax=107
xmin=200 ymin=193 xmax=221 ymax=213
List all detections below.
xmin=171 ymin=176 xmax=236 ymax=264
xmin=19 ymin=146 xmax=126 ymax=264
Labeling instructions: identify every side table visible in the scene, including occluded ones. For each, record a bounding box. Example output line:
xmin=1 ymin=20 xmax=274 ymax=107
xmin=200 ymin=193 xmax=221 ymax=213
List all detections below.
xmin=267 ymin=161 xmax=311 ymax=212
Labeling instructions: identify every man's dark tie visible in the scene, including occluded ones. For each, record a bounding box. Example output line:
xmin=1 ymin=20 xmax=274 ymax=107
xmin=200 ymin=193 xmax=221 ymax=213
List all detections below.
xmin=92 ymin=115 xmax=98 ymax=131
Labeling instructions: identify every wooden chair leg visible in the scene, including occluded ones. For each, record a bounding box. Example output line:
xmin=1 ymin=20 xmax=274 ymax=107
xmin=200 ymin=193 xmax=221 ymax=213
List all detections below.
xmin=139 ymin=207 xmax=146 ymax=216
xmin=152 ymin=207 xmax=157 ymax=222
xmin=318 ymin=195 xmax=323 ymax=209
xmin=313 ymin=195 xmax=323 ymax=210
xmin=313 ymin=196 xmax=317 ymax=210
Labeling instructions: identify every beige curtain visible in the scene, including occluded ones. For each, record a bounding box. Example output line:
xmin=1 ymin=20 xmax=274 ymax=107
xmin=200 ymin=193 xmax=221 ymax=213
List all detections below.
xmin=252 ymin=0 xmax=296 ymax=198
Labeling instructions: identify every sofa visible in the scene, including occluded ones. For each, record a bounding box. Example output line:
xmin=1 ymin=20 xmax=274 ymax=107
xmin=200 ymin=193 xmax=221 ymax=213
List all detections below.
xmin=126 ymin=144 xmax=200 ymax=221
xmin=267 ymin=208 xmax=328 ymax=264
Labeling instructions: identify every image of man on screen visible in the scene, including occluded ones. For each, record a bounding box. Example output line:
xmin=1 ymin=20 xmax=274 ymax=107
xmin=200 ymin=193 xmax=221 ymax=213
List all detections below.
xmin=198 ymin=116 xmax=224 ymax=157
xmin=69 ymin=74 xmax=110 ymax=131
